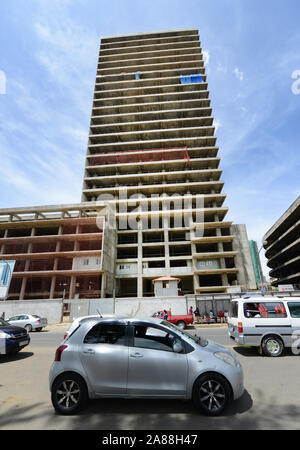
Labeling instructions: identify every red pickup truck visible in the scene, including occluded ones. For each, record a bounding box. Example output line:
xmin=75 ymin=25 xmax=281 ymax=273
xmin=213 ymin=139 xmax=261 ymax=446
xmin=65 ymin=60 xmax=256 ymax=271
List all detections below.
xmin=152 ymin=310 xmax=193 ymax=329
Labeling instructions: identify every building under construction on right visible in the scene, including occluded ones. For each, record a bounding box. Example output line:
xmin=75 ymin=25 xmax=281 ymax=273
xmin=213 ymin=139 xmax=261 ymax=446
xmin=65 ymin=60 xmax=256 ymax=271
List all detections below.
xmin=263 ymin=195 xmax=300 ymax=289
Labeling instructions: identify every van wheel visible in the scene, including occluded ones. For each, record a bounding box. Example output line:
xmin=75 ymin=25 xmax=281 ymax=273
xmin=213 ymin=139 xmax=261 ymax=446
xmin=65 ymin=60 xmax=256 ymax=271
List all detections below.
xmin=192 ymin=373 xmax=231 ymax=416
xmin=51 ymin=373 xmax=88 ymax=415
xmin=262 ymin=336 xmax=284 ymax=357
xmin=176 ymin=321 xmax=186 ymax=330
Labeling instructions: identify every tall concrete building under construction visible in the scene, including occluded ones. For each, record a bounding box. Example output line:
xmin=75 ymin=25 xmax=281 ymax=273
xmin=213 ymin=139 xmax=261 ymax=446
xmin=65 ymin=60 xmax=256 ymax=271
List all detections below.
xmin=81 ymin=28 xmax=255 ymax=297
xmin=0 ymin=28 xmax=257 ymax=301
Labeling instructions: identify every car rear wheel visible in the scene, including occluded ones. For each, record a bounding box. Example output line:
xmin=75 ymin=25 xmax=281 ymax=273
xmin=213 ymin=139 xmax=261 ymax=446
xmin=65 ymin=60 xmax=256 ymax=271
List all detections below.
xmin=176 ymin=321 xmax=186 ymax=330
xmin=262 ymin=335 xmax=284 ymax=357
xmin=51 ymin=373 xmax=88 ymax=415
xmin=192 ymin=373 xmax=231 ymax=416
xmin=24 ymin=324 xmax=32 ymax=332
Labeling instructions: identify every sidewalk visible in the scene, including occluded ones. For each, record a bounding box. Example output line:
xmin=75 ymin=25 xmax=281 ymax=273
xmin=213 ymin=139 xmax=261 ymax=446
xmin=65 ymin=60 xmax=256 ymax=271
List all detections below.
xmin=192 ymin=322 xmax=227 ymax=328
xmin=46 ymin=321 xmax=228 ymax=331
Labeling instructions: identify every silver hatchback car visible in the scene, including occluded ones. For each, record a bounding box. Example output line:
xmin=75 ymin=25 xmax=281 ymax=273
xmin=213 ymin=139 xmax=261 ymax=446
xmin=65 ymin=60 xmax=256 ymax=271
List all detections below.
xmin=49 ymin=316 xmax=244 ymax=416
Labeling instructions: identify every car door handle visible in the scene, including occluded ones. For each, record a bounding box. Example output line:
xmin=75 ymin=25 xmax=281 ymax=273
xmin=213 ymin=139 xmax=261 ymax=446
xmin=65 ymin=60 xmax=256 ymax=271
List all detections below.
xmin=130 ymin=352 xmax=143 ymax=358
xmin=83 ymin=348 xmax=95 ymax=355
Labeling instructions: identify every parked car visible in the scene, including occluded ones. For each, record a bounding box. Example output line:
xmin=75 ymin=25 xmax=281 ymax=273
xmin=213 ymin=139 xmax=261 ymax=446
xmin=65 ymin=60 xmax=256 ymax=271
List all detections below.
xmin=152 ymin=310 xmax=193 ymax=329
xmin=228 ymin=296 xmax=300 ymax=356
xmin=50 ymin=316 xmax=244 ymax=416
xmin=0 ymin=318 xmax=30 ymax=355
xmin=7 ymin=314 xmax=48 ymax=332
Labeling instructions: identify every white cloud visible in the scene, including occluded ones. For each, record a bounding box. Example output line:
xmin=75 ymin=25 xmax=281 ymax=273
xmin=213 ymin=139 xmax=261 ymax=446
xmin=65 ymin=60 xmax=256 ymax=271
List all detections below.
xmin=203 ymin=50 xmax=210 ymax=66
xmin=213 ymin=119 xmax=221 ymax=131
xmin=233 ymin=67 xmax=244 ymax=81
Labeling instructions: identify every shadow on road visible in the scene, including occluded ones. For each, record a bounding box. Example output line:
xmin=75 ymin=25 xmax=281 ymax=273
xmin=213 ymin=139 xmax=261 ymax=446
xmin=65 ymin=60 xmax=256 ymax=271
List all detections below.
xmin=78 ymin=389 xmax=252 ymax=418
xmin=0 ymin=388 xmax=299 ymax=430
xmin=0 ymin=352 xmax=34 ymax=364
xmin=233 ymin=346 xmax=295 ymax=358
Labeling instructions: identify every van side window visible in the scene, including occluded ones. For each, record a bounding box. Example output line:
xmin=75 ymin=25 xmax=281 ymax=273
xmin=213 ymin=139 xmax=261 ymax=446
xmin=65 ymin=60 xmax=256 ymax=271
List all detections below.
xmin=229 ymin=301 xmax=238 ymax=318
xmin=287 ymin=303 xmax=300 ymax=318
xmin=244 ymin=302 xmax=287 ymax=319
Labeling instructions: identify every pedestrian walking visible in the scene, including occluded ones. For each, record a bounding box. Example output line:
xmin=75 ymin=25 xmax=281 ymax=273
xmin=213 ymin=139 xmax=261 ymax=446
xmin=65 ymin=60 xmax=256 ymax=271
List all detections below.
xmin=189 ymin=306 xmax=193 ymax=315
xmin=163 ymin=310 xmax=168 ymax=320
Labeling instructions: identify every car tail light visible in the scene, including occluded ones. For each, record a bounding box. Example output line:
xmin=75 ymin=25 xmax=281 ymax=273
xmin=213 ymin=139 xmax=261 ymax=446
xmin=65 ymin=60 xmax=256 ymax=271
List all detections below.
xmin=63 ymin=332 xmax=68 ymax=340
xmin=37 ymin=319 xmax=41 ymax=323
xmin=54 ymin=345 xmax=68 ymax=362
xmin=238 ymin=322 xmax=243 ymax=333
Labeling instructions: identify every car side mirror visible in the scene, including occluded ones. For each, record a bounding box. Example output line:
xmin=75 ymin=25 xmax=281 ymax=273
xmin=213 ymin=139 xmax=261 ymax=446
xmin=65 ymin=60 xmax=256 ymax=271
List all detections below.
xmin=173 ymin=341 xmax=184 ymax=353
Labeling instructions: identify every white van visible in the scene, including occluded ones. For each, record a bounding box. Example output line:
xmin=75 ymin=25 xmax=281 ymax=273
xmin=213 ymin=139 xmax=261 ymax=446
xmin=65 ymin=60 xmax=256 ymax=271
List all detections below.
xmin=227 ymin=296 xmax=300 ymax=357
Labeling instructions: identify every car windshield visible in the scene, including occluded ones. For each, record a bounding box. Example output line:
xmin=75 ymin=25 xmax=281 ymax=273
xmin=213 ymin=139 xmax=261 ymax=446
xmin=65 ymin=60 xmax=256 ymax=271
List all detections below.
xmin=0 ymin=318 xmax=10 ymax=327
xmin=161 ymin=320 xmax=208 ymax=347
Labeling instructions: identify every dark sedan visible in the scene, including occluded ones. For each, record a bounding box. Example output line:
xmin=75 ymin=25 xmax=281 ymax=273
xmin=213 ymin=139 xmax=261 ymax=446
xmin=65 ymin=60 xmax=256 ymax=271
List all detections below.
xmin=0 ymin=318 xmax=30 ymax=355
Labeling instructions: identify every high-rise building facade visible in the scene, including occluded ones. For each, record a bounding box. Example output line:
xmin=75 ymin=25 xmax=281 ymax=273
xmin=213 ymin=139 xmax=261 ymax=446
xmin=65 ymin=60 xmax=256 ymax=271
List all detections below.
xmin=81 ymin=28 xmax=245 ymax=297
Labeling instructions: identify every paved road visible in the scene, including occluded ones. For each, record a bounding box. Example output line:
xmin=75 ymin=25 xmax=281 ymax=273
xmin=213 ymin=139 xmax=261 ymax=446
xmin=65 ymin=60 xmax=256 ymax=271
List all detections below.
xmin=0 ymin=323 xmax=299 ymax=430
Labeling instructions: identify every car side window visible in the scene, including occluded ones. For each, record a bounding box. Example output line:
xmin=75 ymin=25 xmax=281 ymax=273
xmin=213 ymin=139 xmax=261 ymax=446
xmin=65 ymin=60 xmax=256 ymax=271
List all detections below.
xmin=84 ymin=323 xmax=127 ymax=346
xmin=244 ymin=302 xmax=287 ymax=318
xmin=133 ymin=325 xmax=180 ymax=352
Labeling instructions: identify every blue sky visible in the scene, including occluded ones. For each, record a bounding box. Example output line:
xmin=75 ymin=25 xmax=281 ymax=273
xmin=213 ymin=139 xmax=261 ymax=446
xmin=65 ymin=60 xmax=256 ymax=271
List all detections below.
xmin=0 ymin=0 xmax=300 ymax=277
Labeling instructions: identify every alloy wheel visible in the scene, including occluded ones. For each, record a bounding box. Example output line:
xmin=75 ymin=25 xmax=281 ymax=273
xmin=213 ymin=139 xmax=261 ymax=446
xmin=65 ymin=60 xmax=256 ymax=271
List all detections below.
xmin=199 ymin=379 xmax=226 ymax=412
xmin=55 ymin=380 xmax=81 ymax=409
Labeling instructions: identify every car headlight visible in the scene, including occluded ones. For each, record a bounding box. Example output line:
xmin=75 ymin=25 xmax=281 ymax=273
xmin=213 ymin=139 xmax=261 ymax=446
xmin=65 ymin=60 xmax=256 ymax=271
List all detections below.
xmin=214 ymin=351 xmax=239 ymax=367
xmin=0 ymin=332 xmax=11 ymax=339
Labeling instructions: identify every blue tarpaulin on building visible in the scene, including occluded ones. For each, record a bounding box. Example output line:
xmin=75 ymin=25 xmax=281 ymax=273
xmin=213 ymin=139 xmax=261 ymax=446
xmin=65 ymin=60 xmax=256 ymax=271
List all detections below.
xmin=180 ymin=74 xmax=203 ymax=84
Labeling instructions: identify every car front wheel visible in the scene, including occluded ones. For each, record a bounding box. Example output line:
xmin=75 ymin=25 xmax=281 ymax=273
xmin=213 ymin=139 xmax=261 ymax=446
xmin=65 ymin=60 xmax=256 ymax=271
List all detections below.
xmin=51 ymin=373 xmax=88 ymax=415
xmin=192 ymin=373 xmax=231 ymax=416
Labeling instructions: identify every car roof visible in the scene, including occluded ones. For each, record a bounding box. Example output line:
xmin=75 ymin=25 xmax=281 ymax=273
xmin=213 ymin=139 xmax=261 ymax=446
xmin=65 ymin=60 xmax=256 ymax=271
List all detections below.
xmin=71 ymin=315 xmax=164 ymax=326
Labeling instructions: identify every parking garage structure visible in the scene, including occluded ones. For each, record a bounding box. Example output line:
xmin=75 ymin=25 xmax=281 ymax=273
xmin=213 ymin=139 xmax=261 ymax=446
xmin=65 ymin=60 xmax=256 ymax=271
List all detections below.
xmin=263 ymin=196 xmax=300 ymax=288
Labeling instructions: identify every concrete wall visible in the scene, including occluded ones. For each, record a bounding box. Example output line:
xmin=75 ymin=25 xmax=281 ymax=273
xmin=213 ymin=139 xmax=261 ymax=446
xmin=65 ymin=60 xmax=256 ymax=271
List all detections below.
xmin=0 ymin=299 xmax=63 ymax=323
xmin=65 ymin=296 xmax=191 ymax=322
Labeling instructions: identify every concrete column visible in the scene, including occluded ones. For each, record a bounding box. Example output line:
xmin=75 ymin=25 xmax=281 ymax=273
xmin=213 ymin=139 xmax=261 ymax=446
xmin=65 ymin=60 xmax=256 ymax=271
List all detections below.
xmin=50 ymin=275 xmax=56 ymax=299
xmin=137 ymin=219 xmax=143 ymax=297
xmin=19 ymin=277 xmax=27 ymax=300
xmin=69 ymin=275 xmax=76 ymax=299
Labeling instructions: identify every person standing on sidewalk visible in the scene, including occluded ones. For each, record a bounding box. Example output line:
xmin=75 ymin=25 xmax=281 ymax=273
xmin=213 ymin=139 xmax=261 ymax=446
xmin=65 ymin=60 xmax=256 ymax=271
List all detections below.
xmin=218 ymin=310 xmax=224 ymax=323
xmin=194 ymin=307 xmax=200 ymax=324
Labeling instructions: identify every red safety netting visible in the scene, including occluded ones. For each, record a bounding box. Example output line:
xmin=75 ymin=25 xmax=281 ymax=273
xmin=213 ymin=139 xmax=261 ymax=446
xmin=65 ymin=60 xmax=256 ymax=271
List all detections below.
xmin=89 ymin=147 xmax=190 ymax=166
